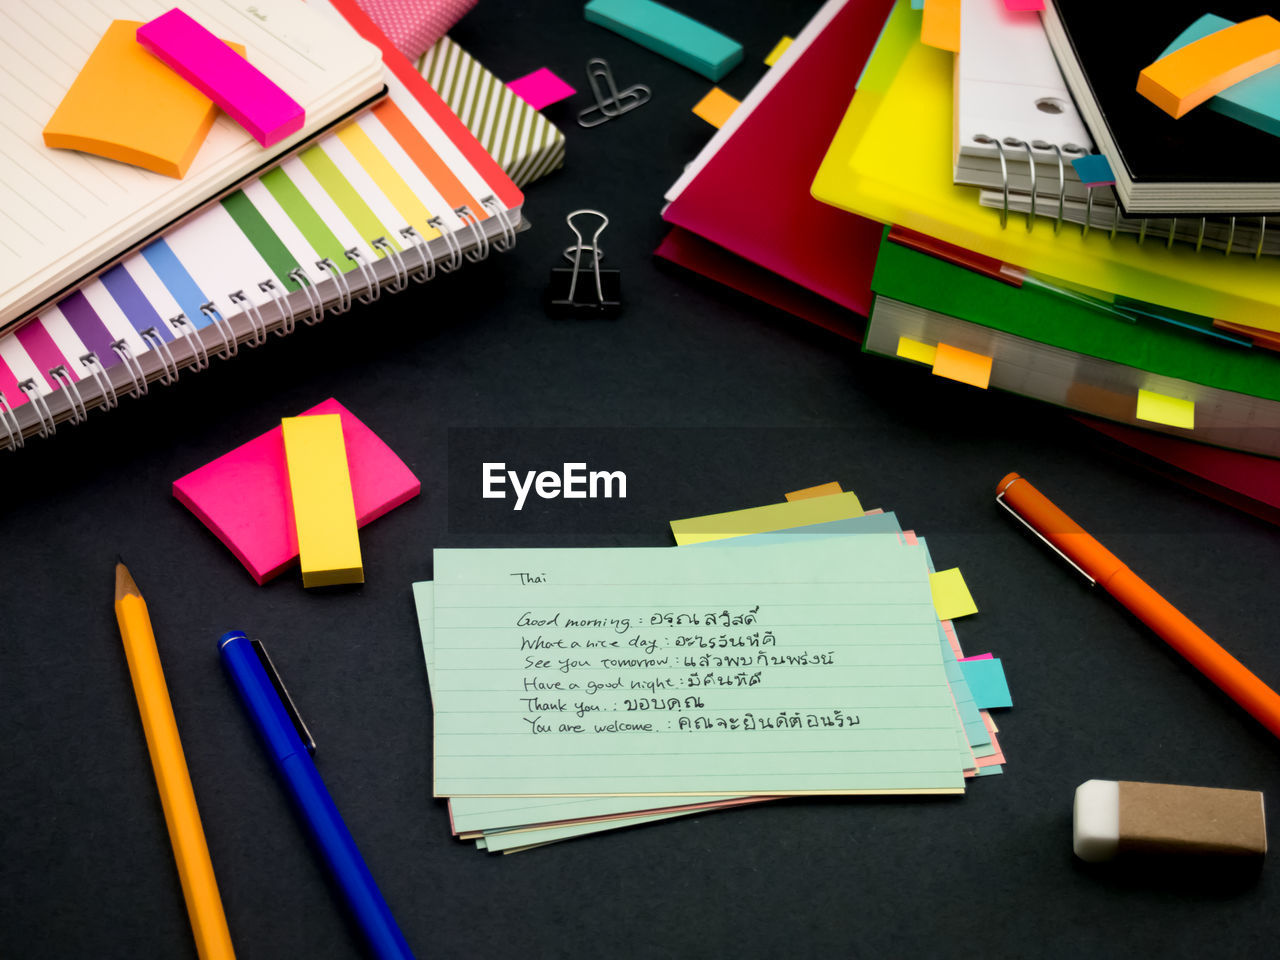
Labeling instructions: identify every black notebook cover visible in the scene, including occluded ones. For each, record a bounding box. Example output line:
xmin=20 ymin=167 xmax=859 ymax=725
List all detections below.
xmin=1050 ymin=1 xmax=1280 ymax=185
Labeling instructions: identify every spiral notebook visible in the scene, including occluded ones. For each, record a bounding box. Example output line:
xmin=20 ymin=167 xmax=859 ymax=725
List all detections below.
xmin=953 ymin=0 xmax=1280 ymax=256
xmin=0 ymin=0 xmax=522 ymax=452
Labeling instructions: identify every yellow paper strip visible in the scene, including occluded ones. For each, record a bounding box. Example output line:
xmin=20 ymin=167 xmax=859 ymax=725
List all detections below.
xmin=932 ymin=342 xmax=993 ymax=389
xmin=930 ymin=567 xmax=978 ymax=620
xmin=764 ymin=35 xmax=793 ymax=66
xmin=897 ymin=336 xmax=938 ymax=365
xmin=785 ymin=481 xmax=844 ymax=501
xmin=670 ymin=491 xmax=864 ymax=545
xmin=692 ymin=87 xmax=741 ymax=128
xmin=1136 ymin=388 xmax=1195 ymax=429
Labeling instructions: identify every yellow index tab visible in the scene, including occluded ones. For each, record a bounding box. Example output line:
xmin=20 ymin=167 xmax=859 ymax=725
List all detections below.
xmin=43 ymin=20 xmax=246 ymax=178
xmin=764 ymin=36 xmax=793 ymax=66
xmin=930 ymin=568 xmax=978 ymax=620
xmin=1136 ymin=388 xmax=1195 ymax=429
xmin=282 ymin=414 xmax=364 ymax=587
xmin=897 ymin=336 xmax=938 ymax=366
xmin=932 ymin=342 xmax=993 ymax=389
xmin=670 ymin=491 xmax=864 ymax=545
xmin=1137 ymin=15 xmax=1280 ymax=118
xmin=785 ymin=481 xmax=844 ymax=501
xmin=692 ymin=87 xmax=741 ymax=128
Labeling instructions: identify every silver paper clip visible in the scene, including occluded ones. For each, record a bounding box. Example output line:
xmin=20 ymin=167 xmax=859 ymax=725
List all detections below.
xmin=546 ymin=209 xmax=622 ymax=317
xmin=577 ymin=57 xmax=650 ymax=128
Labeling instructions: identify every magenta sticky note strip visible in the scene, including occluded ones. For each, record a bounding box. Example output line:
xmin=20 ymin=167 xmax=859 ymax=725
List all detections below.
xmin=507 ymin=67 xmax=577 ymax=110
xmin=137 ymin=8 xmax=304 ymax=147
xmin=173 ymin=399 xmax=419 ymax=583
xmin=1003 ymin=0 xmax=1044 ymax=10
xmin=958 ymin=652 xmax=995 ymax=661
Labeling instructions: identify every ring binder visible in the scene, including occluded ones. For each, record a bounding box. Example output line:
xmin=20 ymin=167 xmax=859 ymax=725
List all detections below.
xmin=0 ymin=206 xmax=521 ymax=452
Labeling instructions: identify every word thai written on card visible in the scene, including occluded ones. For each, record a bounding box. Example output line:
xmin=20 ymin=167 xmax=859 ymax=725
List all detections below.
xmin=431 ymin=537 xmax=967 ymax=797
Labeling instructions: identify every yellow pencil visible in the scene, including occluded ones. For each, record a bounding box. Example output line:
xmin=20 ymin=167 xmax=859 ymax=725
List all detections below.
xmin=114 ymin=562 xmax=235 ymax=960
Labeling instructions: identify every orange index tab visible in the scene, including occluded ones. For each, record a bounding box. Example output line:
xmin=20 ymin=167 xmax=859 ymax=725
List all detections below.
xmin=785 ymin=481 xmax=844 ymax=501
xmin=692 ymin=87 xmax=740 ymax=128
xmin=921 ymin=0 xmax=961 ymax=53
xmin=1136 ymin=388 xmax=1195 ymax=429
xmin=1138 ymin=15 xmax=1280 ymax=118
xmin=43 ymin=20 xmax=246 ymax=178
xmin=282 ymin=414 xmax=364 ymax=587
xmin=932 ymin=342 xmax=993 ymax=389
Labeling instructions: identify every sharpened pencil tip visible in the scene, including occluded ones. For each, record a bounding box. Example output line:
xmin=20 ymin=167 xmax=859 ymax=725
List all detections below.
xmin=115 ymin=561 xmax=141 ymax=601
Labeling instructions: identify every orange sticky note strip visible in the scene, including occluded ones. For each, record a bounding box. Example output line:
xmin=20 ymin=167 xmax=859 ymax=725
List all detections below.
xmin=785 ymin=481 xmax=844 ymax=501
xmin=921 ymin=0 xmax=961 ymax=53
xmin=932 ymin=342 xmax=993 ymax=389
xmin=43 ymin=20 xmax=245 ymax=178
xmin=1137 ymin=15 xmax=1280 ymax=118
xmin=692 ymin=87 xmax=740 ymax=128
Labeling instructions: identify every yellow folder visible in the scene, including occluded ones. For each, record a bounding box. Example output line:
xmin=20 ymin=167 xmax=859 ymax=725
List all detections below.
xmin=810 ymin=1 xmax=1280 ymax=334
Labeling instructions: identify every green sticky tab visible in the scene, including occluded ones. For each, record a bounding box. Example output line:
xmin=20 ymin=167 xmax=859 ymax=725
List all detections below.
xmin=584 ymin=0 xmax=744 ymax=81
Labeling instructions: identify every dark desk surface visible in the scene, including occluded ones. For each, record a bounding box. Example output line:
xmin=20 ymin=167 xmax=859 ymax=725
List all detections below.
xmin=5 ymin=2 xmax=1280 ymax=957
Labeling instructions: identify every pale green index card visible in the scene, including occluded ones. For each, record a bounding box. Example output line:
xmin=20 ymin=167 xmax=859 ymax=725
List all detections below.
xmin=431 ymin=536 xmax=965 ymax=797
xmin=482 ymin=808 xmax=703 ymax=853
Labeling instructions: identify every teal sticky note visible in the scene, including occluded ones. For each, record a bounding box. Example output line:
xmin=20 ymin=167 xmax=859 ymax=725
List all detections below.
xmin=911 ymin=0 xmax=924 ymax=8
xmin=959 ymin=658 xmax=1012 ymax=709
xmin=1160 ymin=14 xmax=1280 ymax=138
xmin=584 ymin=0 xmax=744 ymax=81
xmin=1071 ymin=154 xmax=1115 ymax=186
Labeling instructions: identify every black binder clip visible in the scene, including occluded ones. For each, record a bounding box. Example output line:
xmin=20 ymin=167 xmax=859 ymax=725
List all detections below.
xmin=545 ymin=209 xmax=622 ymax=318
xmin=577 ymin=58 xmax=650 ymax=128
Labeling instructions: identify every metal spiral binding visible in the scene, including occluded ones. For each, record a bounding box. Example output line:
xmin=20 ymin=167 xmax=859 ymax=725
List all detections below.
xmin=974 ymin=135 xmax=1095 ymax=235
xmin=19 ymin=380 xmax=56 ymax=437
xmin=0 ymin=392 xmax=22 ymax=450
xmin=398 ymin=227 xmax=437 ymax=283
xmin=141 ymin=327 xmax=181 ymax=385
xmin=428 ymin=215 xmax=464 ymax=272
xmin=1225 ymin=217 xmax=1237 ymax=256
xmin=313 ymin=259 xmax=351 ymax=314
xmin=259 ymin=279 xmax=295 ymax=336
xmin=200 ymin=302 xmax=238 ymax=359
xmin=455 ymin=206 xmax=490 ymax=263
xmin=372 ymin=237 xmax=408 ymax=293
xmin=79 ymin=353 xmax=118 ymax=411
xmin=290 ymin=267 xmax=326 ymax=323
xmin=482 ymin=196 xmax=518 ymax=251
xmin=111 ymin=340 xmax=147 ymax=398
xmin=168 ymin=314 xmax=210 ymax=371
xmin=48 ymin=366 xmax=87 ymax=425
xmin=344 ymin=247 xmax=381 ymax=305
xmin=1257 ymin=217 xmax=1267 ymax=260
xmin=230 ymin=290 xmax=269 ymax=346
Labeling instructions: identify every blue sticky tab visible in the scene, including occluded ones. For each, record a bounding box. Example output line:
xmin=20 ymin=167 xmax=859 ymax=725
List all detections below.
xmin=584 ymin=0 xmax=744 ymax=81
xmin=1160 ymin=14 xmax=1280 ymax=139
xmin=911 ymin=0 xmax=924 ymax=8
xmin=1071 ymin=154 xmax=1115 ymax=187
xmin=958 ymin=658 xmax=1013 ymax=709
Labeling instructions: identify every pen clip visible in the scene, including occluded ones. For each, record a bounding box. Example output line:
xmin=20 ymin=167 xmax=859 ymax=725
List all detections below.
xmin=252 ymin=639 xmax=317 ymax=755
xmin=995 ymin=491 xmax=1096 ymax=587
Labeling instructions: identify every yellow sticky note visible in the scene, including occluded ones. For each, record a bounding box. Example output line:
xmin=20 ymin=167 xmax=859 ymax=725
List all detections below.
xmin=670 ymin=491 xmax=864 ymax=545
xmin=930 ymin=568 xmax=978 ymax=620
xmin=764 ymin=36 xmax=793 ymax=66
xmin=1136 ymin=388 xmax=1195 ymax=429
xmin=1138 ymin=15 xmax=1280 ymax=118
xmin=932 ymin=342 xmax=993 ymax=389
xmin=43 ymin=20 xmax=246 ymax=178
xmin=921 ymin=0 xmax=961 ymax=52
xmin=692 ymin=87 xmax=740 ymax=128
xmin=897 ymin=336 xmax=938 ymax=366
xmin=282 ymin=414 xmax=364 ymax=587
xmin=785 ymin=481 xmax=844 ymax=502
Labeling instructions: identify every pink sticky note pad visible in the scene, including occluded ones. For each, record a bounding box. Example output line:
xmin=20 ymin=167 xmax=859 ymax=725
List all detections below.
xmin=137 ymin=8 xmax=304 ymax=147
xmin=507 ymin=67 xmax=576 ymax=110
xmin=173 ymin=399 xmax=419 ymax=583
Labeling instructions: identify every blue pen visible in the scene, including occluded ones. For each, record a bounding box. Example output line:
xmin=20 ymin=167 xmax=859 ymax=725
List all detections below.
xmin=219 ymin=631 xmax=416 ymax=960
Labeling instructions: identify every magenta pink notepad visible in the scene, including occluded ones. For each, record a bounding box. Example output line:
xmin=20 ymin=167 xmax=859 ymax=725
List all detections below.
xmin=173 ymin=399 xmax=419 ymax=583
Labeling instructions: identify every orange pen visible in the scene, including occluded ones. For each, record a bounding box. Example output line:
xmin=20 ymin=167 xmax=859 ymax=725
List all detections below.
xmin=114 ymin=562 xmax=236 ymax=960
xmin=997 ymin=473 xmax=1280 ymax=740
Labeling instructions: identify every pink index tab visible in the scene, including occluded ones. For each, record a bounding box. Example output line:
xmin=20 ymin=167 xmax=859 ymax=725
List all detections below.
xmin=507 ymin=67 xmax=576 ymax=110
xmin=172 ymin=399 xmax=419 ymax=583
xmin=1003 ymin=0 xmax=1044 ymax=10
xmin=136 ymin=9 xmax=305 ymax=147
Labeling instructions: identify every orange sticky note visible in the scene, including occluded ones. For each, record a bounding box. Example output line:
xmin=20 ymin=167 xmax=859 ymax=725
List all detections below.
xmin=921 ymin=0 xmax=961 ymax=53
xmin=785 ymin=481 xmax=844 ymax=501
xmin=932 ymin=342 xmax=993 ymax=389
xmin=692 ymin=87 xmax=740 ymax=128
xmin=1137 ymin=15 xmax=1280 ymax=118
xmin=43 ymin=20 xmax=246 ymax=178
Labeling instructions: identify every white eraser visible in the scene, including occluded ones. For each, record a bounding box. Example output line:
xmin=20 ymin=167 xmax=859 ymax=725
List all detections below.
xmin=1073 ymin=779 xmax=1121 ymax=862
